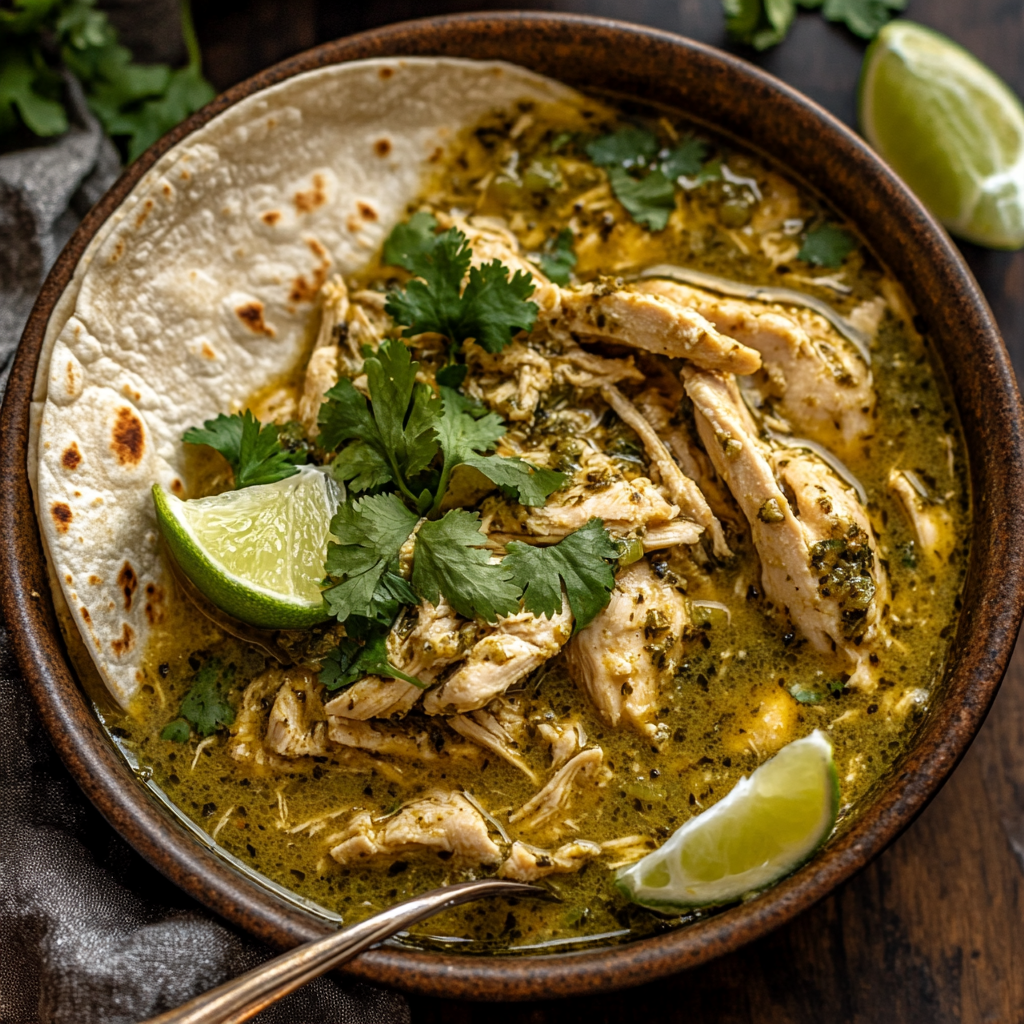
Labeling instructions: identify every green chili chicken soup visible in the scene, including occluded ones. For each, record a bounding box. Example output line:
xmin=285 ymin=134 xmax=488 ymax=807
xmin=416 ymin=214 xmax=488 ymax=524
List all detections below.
xmin=33 ymin=59 xmax=969 ymax=953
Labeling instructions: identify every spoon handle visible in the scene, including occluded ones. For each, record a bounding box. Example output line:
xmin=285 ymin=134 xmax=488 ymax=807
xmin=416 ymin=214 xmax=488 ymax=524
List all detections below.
xmin=139 ymin=878 xmax=541 ymax=1024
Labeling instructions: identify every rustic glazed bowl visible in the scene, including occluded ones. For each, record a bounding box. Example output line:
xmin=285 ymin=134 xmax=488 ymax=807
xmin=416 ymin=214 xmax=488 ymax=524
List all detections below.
xmin=2 ymin=12 xmax=1023 ymax=1001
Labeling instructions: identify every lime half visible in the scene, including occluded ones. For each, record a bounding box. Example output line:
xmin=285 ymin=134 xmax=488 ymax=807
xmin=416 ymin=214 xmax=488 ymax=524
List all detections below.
xmin=860 ymin=20 xmax=1024 ymax=249
xmin=153 ymin=467 xmax=342 ymax=629
xmin=616 ymin=731 xmax=838 ymax=911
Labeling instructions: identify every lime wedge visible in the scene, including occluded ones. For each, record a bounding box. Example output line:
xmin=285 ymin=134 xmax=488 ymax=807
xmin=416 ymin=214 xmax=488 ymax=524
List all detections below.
xmin=616 ymin=731 xmax=838 ymax=911
xmin=153 ymin=467 xmax=342 ymax=629
xmin=859 ymin=20 xmax=1024 ymax=249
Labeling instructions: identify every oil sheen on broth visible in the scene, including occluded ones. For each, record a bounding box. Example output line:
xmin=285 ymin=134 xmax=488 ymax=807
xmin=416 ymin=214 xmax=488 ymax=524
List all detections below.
xmin=108 ymin=94 xmax=969 ymax=953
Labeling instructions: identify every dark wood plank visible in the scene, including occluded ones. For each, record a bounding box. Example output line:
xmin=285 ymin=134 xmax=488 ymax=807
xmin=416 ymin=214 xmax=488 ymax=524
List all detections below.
xmin=189 ymin=3 xmax=1024 ymax=1018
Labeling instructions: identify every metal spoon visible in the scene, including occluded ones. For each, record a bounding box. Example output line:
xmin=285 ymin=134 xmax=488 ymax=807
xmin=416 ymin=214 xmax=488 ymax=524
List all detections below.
xmin=138 ymin=879 xmax=547 ymax=1024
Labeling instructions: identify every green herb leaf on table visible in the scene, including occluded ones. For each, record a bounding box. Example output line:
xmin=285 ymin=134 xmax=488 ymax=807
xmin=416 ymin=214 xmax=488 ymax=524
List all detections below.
xmin=723 ymin=0 xmax=904 ymax=50
xmin=800 ymin=0 xmax=907 ymax=40
xmin=383 ymin=218 xmax=538 ymax=355
xmin=504 ymin=518 xmax=619 ymax=632
xmin=412 ymin=509 xmax=521 ymax=623
xmin=162 ymin=659 xmax=235 ymax=740
xmin=183 ymin=410 xmax=306 ymax=489
xmin=538 ymin=228 xmax=577 ymax=285
xmin=797 ymin=223 xmax=858 ymax=268
xmin=320 ymin=635 xmax=424 ymax=691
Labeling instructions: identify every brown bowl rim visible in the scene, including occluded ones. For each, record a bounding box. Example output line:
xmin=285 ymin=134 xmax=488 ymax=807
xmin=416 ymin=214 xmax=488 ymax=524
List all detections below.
xmin=3 ymin=11 xmax=1024 ymax=1002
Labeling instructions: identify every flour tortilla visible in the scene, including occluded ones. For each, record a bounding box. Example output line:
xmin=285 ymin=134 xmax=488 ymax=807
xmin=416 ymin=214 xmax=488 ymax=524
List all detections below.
xmin=31 ymin=58 xmax=586 ymax=707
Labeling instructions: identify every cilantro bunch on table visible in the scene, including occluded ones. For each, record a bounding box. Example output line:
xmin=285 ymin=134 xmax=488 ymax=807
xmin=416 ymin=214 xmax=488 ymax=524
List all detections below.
xmin=1 ymin=0 xmax=213 ymax=160
xmin=382 ymin=213 xmax=539 ymax=386
xmin=723 ymin=0 xmax=906 ymax=51
xmin=584 ymin=126 xmax=710 ymax=231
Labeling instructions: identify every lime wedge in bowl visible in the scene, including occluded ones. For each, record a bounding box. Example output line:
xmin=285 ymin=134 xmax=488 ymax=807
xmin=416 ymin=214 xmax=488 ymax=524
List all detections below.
xmin=153 ymin=467 xmax=342 ymax=629
xmin=616 ymin=731 xmax=838 ymax=911
xmin=859 ymin=20 xmax=1024 ymax=249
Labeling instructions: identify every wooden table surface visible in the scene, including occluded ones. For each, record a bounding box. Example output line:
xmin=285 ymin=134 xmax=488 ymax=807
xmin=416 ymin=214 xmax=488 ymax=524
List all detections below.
xmin=191 ymin=3 xmax=1024 ymax=1020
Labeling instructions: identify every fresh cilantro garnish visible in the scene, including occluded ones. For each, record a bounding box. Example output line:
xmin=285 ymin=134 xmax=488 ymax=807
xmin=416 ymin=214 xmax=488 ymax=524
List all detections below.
xmin=723 ymin=0 xmax=904 ymax=50
xmin=412 ymin=509 xmax=522 ymax=622
xmin=161 ymin=659 xmax=235 ymax=740
xmin=1 ymin=0 xmax=213 ymax=160
xmin=585 ymin=126 xmax=679 ymax=231
xmin=538 ymin=228 xmax=577 ymax=285
xmin=661 ymin=136 xmax=709 ymax=179
xmin=183 ymin=410 xmax=306 ymax=489
xmin=797 ymin=223 xmax=858 ymax=268
xmin=461 ymin=455 xmax=567 ymax=508
xmin=330 ymin=441 xmax=393 ymax=493
xmin=319 ymin=635 xmax=424 ymax=691
xmin=504 ymin=518 xmax=618 ymax=631
xmin=383 ymin=214 xmax=538 ymax=358
xmin=319 ymin=339 xmax=440 ymax=510
xmin=323 ymin=492 xmax=419 ymax=629
xmin=827 ymin=679 xmax=847 ymax=694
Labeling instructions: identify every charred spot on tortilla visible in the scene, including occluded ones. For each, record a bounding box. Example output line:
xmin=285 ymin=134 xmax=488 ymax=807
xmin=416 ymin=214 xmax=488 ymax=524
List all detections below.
xmin=378 ymin=66 xmax=394 ymax=79
xmin=171 ymin=478 xmax=184 ymax=495
xmin=261 ymin=210 xmax=282 ymax=226
xmin=374 ymin=138 xmax=392 ymax=157
xmin=111 ymin=623 xmax=135 ymax=657
xmin=294 ymin=173 xmax=328 ymax=214
xmin=80 ymin=606 xmax=91 ymax=624
xmin=51 ymin=502 xmax=73 ymax=533
xmin=111 ymin=407 xmax=145 ymax=466
xmin=145 ymin=584 xmax=165 ymax=626
xmin=200 ymin=342 xmax=217 ymax=360
xmin=235 ymin=301 xmax=275 ymax=336
xmin=62 ymin=443 xmax=82 ymax=470
xmin=109 ymin=238 xmax=125 ymax=264
xmin=119 ymin=562 xmax=138 ymax=612
xmin=89 ymin=575 xmax=102 ymax=586
xmin=134 ymin=199 xmax=155 ymax=229
xmin=357 ymin=202 xmax=378 ymax=222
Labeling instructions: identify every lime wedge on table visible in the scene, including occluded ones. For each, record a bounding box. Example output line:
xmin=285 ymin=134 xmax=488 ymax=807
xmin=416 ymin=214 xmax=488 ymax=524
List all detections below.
xmin=859 ymin=20 xmax=1024 ymax=249
xmin=153 ymin=467 xmax=342 ymax=630
xmin=616 ymin=731 xmax=838 ymax=911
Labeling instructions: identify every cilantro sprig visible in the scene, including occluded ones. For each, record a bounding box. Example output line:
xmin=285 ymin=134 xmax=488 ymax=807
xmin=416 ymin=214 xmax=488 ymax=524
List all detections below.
xmin=1 ymin=0 xmax=214 ymax=160
xmin=382 ymin=213 xmax=539 ymax=376
xmin=538 ymin=228 xmax=577 ymax=286
xmin=160 ymin=659 xmax=236 ymax=741
xmin=723 ymin=0 xmax=906 ymax=51
xmin=183 ymin=410 xmax=307 ymax=489
xmin=797 ymin=223 xmax=858 ymax=268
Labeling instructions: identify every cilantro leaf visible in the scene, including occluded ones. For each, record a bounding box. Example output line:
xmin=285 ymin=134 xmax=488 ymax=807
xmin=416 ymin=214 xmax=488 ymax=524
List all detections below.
xmin=183 ymin=410 xmax=305 ymax=489
xmin=323 ymin=492 xmax=418 ymax=626
xmin=383 ymin=220 xmax=538 ymax=355
xmin=330 ymin=441 xmax=393 ymax=493
xmin=317 ymin=378 xmax=380 ymax=452
xmin=319 ymin=635 xmax=425 ymax=691
xmin=661 ymin=136 xmax=709 ymax=179
xmin=799 ymin=0 xmax=906 ymax=38
xmin=504 ymin=519 xmax=618 ymax=631
xmin=607 ymin=166 xmax=677 ymax=231
xmin=174 ymin=660 xmax=236 ymax=737
xmin=586 ymin=126 xmax=659 ymax=168
xmin=435 ymin=389 xmax=506 ymax=464
xmin=538 ymin=228 xmax=577 ymax=286
xmin=725 ymin=0 xmax=796 ymax=49
xmin=160 ymin=718 xmax=190 ymax=743
xmin=797 ymin=223 xmax=858 ymax=268
xmin=462 ymin=455 xmax=566 ymax=507
xmin=412 ymin=509 xmax=521 ymax=622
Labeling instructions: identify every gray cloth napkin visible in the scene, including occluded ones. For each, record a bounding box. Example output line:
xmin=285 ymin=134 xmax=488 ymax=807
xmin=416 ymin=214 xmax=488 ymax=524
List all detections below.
xmin=0 ymin=11 xmax=409 ymax=1022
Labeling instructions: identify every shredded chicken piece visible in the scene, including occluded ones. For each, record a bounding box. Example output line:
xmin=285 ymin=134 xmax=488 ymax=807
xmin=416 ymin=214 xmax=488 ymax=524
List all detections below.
xmin=551 ymin=339 xmax=645 ymax=388
xmin=684 ymin=367 xmax=888 ymax=689
xmin=325 ymin=599 xmax=473 ymax=721
xmin=497 ymin=840 xmax=602 ymax=881
xmin=641 ymin=279 xmax=874 ymax=453
xmin=554 ymin=281 xmax=762 ymax=374
xmin=466 ymin=339 xmax=554 ymax=422
xmin=600 ymin=834 xmax=657 ymax=869
xmin=297 ymin=276 xmax=349 ymax=437
xmin=601 ymin=383 xmax=729 ymax=557
xmin=509 ymin=747 xmax=603 ymax=831
xmin=328 ymin=791 xmax=502 ymax=867
xmin=423 ymin=600 xmax=573 ymax=715
xmin=448 ymin=710 xmax=538 ymax=782
xmin=535 ymin=719 xmax=586 ymax=769
xmin=326 ymin=717 xmax=477 ymax=761
xmin=888 ymin=469 xmax=955 ymax=562
xmin=265 ymin=670 xmax=330 ymax=758
xmin=228 ymin=668 xmax=294 ymax=766
xmin=565 ymin=560 xmax=688 ymax=736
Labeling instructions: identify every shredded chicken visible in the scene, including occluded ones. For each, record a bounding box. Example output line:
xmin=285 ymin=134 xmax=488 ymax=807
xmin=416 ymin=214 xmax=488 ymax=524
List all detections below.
xmin=498 ymin=840 xmax=601 ymax=881
xmin=565 ymin=560 xmax=688 ymax=736
xmin=535 ymin=718 xmax=586 ymax=769
xmin=328 ymin=791 xmax=502 ymax=867
xmin=326 ymin=717 xmax=478 ymax=761
xmin=888 ymin=469 xmax=955 ymax=562
xmin=554 ymin=281 xmax=762 ymax=374
xmin=509 ymin=747 xmax=603 ymax=831
xmin=265 ymin=670 xmax=330 ymax=758
xmin=601 ymin=383 xmax=729 ymax=557
xmin=297 ymin=276 xmax=349 ymax=437
xmin=684 ymin=366 xmax=888 ymax=689
xmin=448 ymin=709 xmax=539 ymax=782
xmin=228 ymin=668 xmax=295 ymax=766
xmin=641 ymin=279 xmax=874 ymax=453
xmin=423 ymin=600 xmax=573 ymax=715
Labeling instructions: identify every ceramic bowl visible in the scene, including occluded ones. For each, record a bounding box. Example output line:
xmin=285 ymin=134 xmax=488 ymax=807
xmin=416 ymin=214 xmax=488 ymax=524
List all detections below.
xmin=3 ymin=12 xmax=1023 ymax=1000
